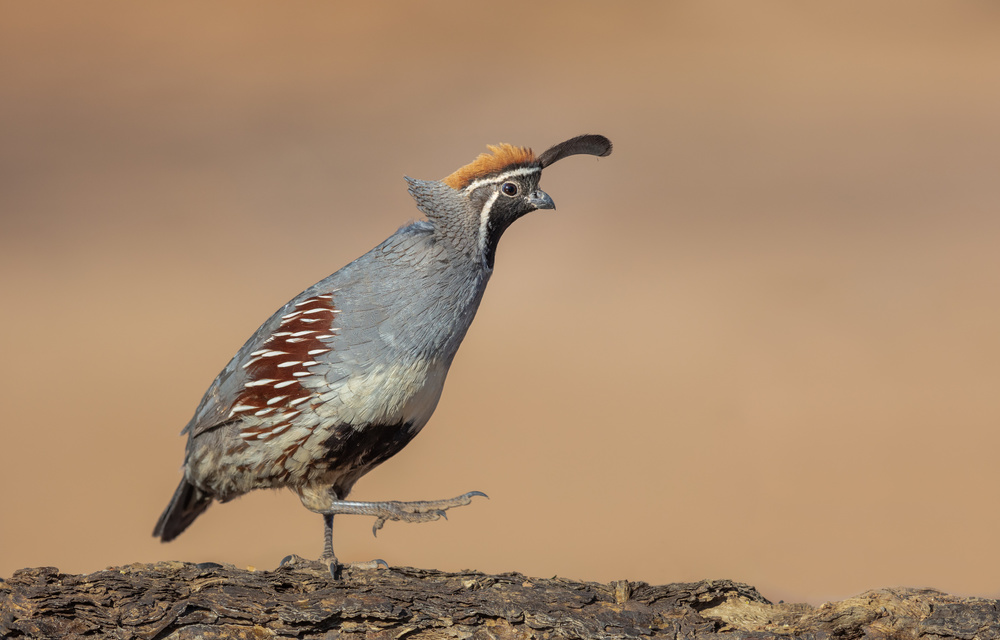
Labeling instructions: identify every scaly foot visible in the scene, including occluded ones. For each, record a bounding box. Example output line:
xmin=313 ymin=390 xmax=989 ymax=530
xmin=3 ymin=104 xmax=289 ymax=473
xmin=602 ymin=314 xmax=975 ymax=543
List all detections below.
xmin=319 ymin=491 xmax=489 ymax=536
xmin=279 ymin=553 xmax=387 ymax=579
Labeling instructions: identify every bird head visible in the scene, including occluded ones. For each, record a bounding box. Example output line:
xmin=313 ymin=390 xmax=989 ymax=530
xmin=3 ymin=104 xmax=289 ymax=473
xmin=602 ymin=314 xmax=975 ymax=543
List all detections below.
xmin=409 ymin=135 xmax=612 ymax=269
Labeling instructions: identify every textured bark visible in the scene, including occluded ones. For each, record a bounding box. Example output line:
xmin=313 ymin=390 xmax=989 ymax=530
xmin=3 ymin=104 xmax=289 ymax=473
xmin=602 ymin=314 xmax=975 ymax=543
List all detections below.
xmin=2 ymin=558 xmax=997 ymax=639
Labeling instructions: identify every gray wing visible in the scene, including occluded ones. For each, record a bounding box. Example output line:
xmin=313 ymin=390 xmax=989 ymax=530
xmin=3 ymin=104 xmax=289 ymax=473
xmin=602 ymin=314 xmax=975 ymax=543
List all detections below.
xmin=180 ymin=222 xmax=443 ymax=442
xmin=180 ymin=279 xmax=349 ymax=440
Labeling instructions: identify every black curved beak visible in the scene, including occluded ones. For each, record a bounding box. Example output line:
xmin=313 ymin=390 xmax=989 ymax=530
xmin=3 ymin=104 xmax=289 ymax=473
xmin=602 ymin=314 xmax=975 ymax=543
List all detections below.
xmin=527 ymin=189 xmax=555 ymax=210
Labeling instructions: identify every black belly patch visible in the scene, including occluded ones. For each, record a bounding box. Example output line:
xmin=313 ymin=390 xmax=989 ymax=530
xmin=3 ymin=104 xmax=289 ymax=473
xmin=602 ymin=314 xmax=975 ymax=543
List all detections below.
xmin=320 ymin=422 xmax=419 ymax=482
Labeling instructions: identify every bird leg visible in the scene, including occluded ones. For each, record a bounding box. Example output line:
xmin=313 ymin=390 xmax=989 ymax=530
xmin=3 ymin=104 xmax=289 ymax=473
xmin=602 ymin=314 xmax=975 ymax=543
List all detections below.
xmin=318 ymin=513 xmax=386 ymax=578
xmin=320 ymin=491 xmax=488 ymax=537
xmin=320 ymin=513 xmax=336 ymax=564
xmin=277 ymin=513 xmax=386 ymax=578
xmin=294 ymin=486 xmax=487 ymax=576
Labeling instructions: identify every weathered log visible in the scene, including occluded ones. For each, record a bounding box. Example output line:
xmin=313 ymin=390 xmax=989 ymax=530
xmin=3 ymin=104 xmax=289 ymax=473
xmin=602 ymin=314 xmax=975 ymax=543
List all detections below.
xmin=2 ymin=558 xmax=997 ymax=639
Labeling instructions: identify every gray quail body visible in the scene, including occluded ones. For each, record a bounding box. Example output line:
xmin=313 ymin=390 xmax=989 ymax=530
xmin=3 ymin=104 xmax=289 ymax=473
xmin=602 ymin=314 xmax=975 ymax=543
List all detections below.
xmin=154 ymin=135 xmax=612 ymax=567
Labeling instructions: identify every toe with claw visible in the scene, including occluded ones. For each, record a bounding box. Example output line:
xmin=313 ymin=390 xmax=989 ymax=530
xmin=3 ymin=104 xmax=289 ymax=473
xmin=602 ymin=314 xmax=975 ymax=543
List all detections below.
xmin=365 ymin=491 xmax=488 ymax=537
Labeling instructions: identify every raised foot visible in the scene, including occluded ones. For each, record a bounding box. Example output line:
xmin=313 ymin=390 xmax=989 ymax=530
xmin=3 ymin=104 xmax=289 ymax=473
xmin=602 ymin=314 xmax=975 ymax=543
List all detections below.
xmin=320 ymin=491 xmax=488 ymax=537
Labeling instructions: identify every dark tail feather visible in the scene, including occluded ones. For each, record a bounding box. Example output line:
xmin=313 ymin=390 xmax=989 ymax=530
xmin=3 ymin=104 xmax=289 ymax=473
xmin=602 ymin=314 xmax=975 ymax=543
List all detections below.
xmin=153 ymin=478 xmax=212 ymax=542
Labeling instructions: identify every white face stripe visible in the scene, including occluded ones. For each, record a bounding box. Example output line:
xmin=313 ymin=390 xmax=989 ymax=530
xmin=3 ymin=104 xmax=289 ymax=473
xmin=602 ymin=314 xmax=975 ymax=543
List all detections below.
xmin=477 ymin=189 xmax=501 ymax=259
xmin=463 ymin=166 xmax=541 ymax=193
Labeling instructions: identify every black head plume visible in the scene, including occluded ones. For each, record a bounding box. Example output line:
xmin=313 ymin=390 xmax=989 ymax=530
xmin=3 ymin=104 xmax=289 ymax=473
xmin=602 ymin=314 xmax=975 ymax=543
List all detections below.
xmin=536 ymin=134 xmax=612 ymax=169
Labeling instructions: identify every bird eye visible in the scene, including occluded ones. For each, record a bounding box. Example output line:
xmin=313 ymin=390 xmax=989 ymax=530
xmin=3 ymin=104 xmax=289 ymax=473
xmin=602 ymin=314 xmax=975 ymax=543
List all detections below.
xmin=501 ymin=182 xmax=519 ymax=197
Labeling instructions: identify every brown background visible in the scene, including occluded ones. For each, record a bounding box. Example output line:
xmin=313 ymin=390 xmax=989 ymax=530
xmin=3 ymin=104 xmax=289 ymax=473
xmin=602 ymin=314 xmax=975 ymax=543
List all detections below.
xmin=2 ymin=2 xmax=999 ymax=605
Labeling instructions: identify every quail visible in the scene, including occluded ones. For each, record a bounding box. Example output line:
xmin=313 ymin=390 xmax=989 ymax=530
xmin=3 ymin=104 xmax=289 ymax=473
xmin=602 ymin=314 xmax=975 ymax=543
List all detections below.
xmin=153 ymin=134 xmax=613 ymax=569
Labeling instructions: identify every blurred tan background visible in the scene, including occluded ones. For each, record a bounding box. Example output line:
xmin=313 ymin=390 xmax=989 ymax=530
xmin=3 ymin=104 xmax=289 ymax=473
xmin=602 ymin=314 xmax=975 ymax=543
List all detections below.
xmin=2 ymin=2 xmax=999 ymax=605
